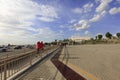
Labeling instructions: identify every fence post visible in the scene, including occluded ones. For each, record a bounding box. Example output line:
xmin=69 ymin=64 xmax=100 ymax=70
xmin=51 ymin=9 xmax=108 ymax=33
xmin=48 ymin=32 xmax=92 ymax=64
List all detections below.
xmin=30 ymin=53 xmax=32 ymax=66
xmin=4 ymin=56 xmax=7 ymax=80
xmin=24 ymin=48 xmax=25 ymax=53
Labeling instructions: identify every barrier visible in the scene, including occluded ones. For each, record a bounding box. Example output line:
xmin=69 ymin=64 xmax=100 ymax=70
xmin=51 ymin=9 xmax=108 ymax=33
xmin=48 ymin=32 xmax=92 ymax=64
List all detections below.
xmin=0 ymin=46 xmax=58 ymax=80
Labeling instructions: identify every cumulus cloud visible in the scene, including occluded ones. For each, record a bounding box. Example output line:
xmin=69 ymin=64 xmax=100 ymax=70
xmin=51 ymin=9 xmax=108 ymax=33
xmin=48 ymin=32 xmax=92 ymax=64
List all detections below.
xmin=71 ymin=0 xmax=114 ymax=31
xmin=72 ymin=20 xmax=90 ymax=30
xmin=109 ymin=7 xmax=120 ymax=15
xmin=89 ymin=10 xmax=106 ymax=22
xmin=89 ymin=14 xmax=101 ymax=22
xmin=71 ymin=3 xmax=95 ymax=30
xmin=72 ymin=3 xmax=93 ymax=14
xmin=0 ymin=0 xmax=58 ymax=23
xmin=0 ymin=0 xmax=58 ymax=31
xmin=71 ymin=10 xmax=107 ymax=30
xmin=0 ymin=0 xmax=60 ymax=44
xmin=83 ymin=3 xmax=93 ymax=13
xmin=96 ymin=0 xmax=113 ymax=13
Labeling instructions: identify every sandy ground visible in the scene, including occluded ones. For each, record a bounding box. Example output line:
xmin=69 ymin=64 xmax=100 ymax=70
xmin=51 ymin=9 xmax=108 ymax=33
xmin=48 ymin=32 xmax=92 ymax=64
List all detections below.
xmin=67 ymin=44 xmax=120 ymax=80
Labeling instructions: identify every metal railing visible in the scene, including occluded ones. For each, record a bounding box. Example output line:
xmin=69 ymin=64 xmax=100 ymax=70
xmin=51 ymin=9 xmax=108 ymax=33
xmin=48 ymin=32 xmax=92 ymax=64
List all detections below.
xmin=0 ymin=46 xmax=57 ymax=80
xmin=0 ymin=51 xmax=35 ymax=80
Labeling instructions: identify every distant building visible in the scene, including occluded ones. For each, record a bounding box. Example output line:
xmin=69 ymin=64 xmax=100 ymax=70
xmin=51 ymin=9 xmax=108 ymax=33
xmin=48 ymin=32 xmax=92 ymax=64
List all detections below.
xmin=70 ymin=36 xmax=90 ymax=42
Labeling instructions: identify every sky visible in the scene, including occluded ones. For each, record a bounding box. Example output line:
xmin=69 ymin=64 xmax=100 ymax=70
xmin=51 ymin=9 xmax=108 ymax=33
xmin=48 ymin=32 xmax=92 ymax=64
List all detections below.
xmin=0 ymin=0 xmax=120 ymax=45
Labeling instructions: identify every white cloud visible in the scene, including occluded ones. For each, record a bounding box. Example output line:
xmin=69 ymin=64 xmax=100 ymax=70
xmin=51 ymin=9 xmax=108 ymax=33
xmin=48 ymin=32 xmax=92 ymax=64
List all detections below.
xmin=0 ymin=0 xmax=58 ymax=23
xmin=72 ymin=8 xmax=82 ymax=14
xmin=109 ymin=7 xmax=120 ymax=15
xmin=0 ymin=27 xmax=64 ymax=44
xmin=35 ymin=27 xmax=64 ymax=40
xmin=71 ymin=9 xmax=107 ymax=30
xmin=72 ymin=0 xmax=112 ymax=31
xmin=89 ymin=10 xmax=106 ymax=22
xmin=96 ymin=0 xmax=113 ymax=13
xmin=0 ymin=29 xmax=36 ymax=45
xmin=0 ymin=0 xmax=60 ymax=44
xmin=39 ymin=17 xmax=55 ymax=22
xmin=96 ymin=3 xmax=108 ymax=12
xmin=71 ymin=3 xmax=94 ymax=30
xmin=83 ymin=3 xmax=93 ymax=13
xmin=89 ymin=14 xmax=101 ymax=22
xmin=72 ymin=3 xmax=93 ymax=14
xmin=72 ymin=20 xmax=90 ymax=30
xmin=71 ymin=1 xmax=112 ymax=31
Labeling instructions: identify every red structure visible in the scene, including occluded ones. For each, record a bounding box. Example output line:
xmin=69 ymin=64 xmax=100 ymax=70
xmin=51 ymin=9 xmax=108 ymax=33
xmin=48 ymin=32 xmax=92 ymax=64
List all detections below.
xmin=40 ymin=41 xmax=44 ymax=50
xmin=36 ymin=41 xmax=41 ymax=51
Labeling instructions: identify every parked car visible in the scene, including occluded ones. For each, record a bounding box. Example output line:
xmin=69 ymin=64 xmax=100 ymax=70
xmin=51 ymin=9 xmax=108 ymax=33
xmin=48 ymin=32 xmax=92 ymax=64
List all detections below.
xmin=0 ymin=47 xmax=7 ymax=52
xmin=14 ymin=46 xmax=22 ymax=49
xmin=26 ymin=45 xmax=34 ymax=49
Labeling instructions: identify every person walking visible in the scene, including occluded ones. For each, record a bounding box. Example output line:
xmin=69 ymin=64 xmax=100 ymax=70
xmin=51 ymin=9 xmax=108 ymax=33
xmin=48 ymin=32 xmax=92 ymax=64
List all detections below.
xmin=36 ymin=41 xmax=41 ymax=54
xmin=41 ymin=41 xmax=44 ymax=50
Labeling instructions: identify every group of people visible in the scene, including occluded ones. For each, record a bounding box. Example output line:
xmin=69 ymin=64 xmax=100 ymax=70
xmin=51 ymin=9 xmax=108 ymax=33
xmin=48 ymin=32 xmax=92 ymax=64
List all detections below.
xmin=36 ymin=41 xmax=44 ymax=54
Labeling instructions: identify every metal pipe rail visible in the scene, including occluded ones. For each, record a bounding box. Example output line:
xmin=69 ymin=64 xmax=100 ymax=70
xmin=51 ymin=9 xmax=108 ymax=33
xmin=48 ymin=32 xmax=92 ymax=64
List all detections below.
xmin=0 ymin=46 xmax=57 ymax=80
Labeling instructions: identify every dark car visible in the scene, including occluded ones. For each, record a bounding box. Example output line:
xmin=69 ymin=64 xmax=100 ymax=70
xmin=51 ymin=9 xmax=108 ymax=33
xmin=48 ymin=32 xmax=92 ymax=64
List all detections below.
xmin=0 ymin=47 xmax=7 ymax=52
xmin=14 ymin=46 xmax=22 ymax=49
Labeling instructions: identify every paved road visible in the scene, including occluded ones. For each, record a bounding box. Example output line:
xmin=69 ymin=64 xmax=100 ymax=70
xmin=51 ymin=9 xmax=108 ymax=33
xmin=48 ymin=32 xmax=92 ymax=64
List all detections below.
xmin=0 ymin=46 xmax=51 ymax=59
xmin=0 ymin=47 xmax=35 ymax=58
xmin=67 ymin=44 xmax=120 ymax=80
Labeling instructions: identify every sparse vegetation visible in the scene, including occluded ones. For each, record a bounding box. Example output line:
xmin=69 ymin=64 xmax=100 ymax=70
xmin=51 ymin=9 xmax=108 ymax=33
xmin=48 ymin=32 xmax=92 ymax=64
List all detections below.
xmin=80 ymin=32 xmax=120 ymax=45
xmin=116 ymin=33 xmax=120 ymax=39
xmin=105 ymin=32 xmax=112 ymax=39
xmin=97 ymin=34 xmax=103 ymax=40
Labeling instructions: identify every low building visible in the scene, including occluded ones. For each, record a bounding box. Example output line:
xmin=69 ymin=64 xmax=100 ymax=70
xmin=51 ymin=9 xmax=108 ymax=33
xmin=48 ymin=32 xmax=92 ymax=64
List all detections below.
xmin=70 ymin=36 xmax=90 ymax=42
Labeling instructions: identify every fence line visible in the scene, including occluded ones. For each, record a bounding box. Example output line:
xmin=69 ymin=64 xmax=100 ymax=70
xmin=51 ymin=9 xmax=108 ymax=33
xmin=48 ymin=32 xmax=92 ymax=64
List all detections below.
xmin=0 ymin=46 xmax=57 ymax=80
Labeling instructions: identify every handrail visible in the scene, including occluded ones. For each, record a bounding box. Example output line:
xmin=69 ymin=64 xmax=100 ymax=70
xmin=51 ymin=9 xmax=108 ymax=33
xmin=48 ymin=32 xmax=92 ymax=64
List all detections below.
xmin=0 ymin=46 xmax=58 ymax=80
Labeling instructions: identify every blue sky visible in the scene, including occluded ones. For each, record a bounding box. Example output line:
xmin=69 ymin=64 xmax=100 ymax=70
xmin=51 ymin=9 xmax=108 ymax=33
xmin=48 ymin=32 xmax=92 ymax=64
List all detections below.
xmin=0 ymin=0 xmax=120 ymax=45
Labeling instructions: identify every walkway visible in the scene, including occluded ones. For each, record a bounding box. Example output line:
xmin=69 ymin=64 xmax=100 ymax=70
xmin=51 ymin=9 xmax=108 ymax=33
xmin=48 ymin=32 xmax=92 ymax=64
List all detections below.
xmin=18 ymin=44 xmax=120 ymax=80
